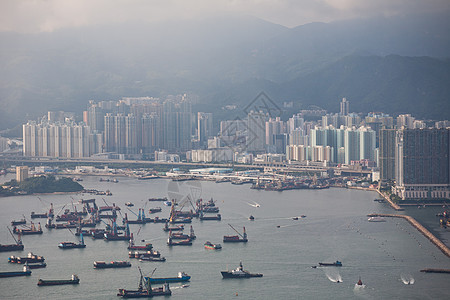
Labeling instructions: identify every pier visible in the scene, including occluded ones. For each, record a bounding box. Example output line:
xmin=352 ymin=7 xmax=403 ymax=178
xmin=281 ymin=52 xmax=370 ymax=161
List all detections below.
xmin=367 ymin=213 xmax=450 ymax=258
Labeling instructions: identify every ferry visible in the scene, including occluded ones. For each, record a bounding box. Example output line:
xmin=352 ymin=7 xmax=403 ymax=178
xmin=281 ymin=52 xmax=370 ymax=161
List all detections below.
xmin=221 ymin=262 xmax=263 ymax=278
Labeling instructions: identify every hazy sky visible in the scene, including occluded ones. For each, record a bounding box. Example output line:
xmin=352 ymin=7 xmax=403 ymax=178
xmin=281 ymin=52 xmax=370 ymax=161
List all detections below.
xmin=1 ymin=0 xmax=449 ymax=33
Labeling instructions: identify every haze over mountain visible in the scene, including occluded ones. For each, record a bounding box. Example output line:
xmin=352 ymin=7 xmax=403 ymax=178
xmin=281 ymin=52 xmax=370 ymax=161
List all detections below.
xmin=0 ymin=11 xmax=449 ymax=130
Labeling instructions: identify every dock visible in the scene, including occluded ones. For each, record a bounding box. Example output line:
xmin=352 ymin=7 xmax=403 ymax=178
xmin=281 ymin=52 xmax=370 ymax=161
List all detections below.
xmin=367 ymin=213 xmax=450 ymax=258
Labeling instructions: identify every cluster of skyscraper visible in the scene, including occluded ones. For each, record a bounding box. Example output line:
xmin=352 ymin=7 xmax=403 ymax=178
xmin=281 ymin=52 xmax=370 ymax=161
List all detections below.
xmin=23 ymin=95 xmax=194 ymax=158
xmin=380 ymin=128 xmax=449 ymax=200
xmin=21 ymin=96 xmax=450 ymax=200
xmin=22 ymin=119 xmax=102 ymax=158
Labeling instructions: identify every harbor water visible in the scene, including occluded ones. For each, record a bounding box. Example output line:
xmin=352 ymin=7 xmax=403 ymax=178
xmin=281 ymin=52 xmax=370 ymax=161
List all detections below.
xmin=1 ymin=175 xmax=449 ymax=299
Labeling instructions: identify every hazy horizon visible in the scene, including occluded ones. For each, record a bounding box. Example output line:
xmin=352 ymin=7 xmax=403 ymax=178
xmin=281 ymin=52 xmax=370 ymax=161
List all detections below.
xmin=1 ymin=0 xmax=449 ymax=33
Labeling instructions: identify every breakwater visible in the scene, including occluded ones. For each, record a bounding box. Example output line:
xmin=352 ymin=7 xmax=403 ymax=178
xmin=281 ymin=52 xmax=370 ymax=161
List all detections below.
xmin=367 ymin=213 xmax=450 ymax=258
xmin=375 ymin=190 xmax=403 ymax=211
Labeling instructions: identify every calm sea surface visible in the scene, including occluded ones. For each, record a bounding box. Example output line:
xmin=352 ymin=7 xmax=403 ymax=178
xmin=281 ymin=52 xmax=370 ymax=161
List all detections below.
xmin=1 ymin=174 xmax=449 ymax=299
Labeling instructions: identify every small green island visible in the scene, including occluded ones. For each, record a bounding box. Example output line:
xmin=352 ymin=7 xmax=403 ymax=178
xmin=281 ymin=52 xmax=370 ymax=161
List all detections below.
xmin=1 ymin=175 xmax=84 ymax=196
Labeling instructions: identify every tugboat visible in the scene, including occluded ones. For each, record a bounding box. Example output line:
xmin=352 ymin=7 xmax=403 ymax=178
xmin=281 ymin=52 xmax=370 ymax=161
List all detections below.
xmin=117 ymin=267 xmax=171 ymax=298
xmin=0 ymin=264 xmax=31 ymax=278
xmin=221 ymin=262 xmax=263 ymax=278
xmin=58 ymin=233 xmax=86 ymax=249
xmin=146 ymin=272 xmax=190 ymax=284
xmin=37 ymin=274 xmax=80 ymax=286
xmin=0 ymin=228 xmax=24 ymax=252
xmin=93 ymin=261 xmax=132 ymax=269
xmin=223 ymin=224 xmax=248 ymax=243
xmin=319 ymin=260 xmax=342 ymax=267
xmin=9 ymin=252 xmax=45 ymax=264
xmin=204 ymin=241 xmax=222 ymax=250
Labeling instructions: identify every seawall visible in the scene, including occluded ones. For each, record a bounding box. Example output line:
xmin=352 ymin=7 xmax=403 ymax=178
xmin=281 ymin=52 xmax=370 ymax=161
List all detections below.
xmin=367 ymin=213 xmax=450 ymax=258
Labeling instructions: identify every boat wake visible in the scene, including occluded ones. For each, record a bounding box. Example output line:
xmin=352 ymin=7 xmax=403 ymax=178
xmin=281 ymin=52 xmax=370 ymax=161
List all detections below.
xmin=354 ymin=283 xmax=366 ymax=289
xmin=325 ymin=269 xmax=342 ymax=283
xmin=171 ymin=284 xmax=190 ymax=290
xmin=400 ymin=274 xmax=415 ymax=285
xmin=246 ymin=201 xmax=260 ymax=208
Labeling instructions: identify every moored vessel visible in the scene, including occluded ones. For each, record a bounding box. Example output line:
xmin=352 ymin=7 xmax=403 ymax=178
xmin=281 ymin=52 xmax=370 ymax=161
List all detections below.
xmin=204 ymin=241 xmax=222 ymax=250
xmin=0 ymin=228 xmax=24 ymax=252
xmin=0 ymin=264 xmax=31 ymax=278
xmin=223 ymin=224 xmax=248 ymax=243
xmin=94 ymin=261 xmax=132 ymax=269
xmin=37 ymin=274 xmax=80 ymax=286
xmin=117 ymin=267 xmax=171 ymax=298
xmin=9 ymin=252 xmax=45 ymax=264
xmin=146 ymin=272 xmax=190 ymax=284
xmin=368 ymin=217 xmax=386 ymax=222
xmin=58 ymin=233 xmax=86 ymax=249
xmin=167 ymin=237 xmax=192 ymax=246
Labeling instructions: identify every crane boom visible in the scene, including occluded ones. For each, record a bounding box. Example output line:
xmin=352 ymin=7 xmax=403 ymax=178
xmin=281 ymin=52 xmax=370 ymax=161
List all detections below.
xmin=228 ymin=223 xmax=244 ymax=238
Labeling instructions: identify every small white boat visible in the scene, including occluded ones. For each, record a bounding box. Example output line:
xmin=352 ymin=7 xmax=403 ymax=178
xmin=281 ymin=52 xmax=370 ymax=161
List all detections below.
xmin=368 ymin=217 xmax=386 ymax=222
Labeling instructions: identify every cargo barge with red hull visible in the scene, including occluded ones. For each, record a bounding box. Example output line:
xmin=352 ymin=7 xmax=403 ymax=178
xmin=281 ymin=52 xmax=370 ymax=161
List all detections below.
xmin=167 ymin=237 xmax=192 ymax=246
xmin=0 ymin=228 xmax=24 ymax=252
xmin=223 ymin=224 xmax=248 ymax=243
xmin=13 ymin=222 xmax=43 ymax=235
xmin=94 ymin=261 xmax=131 ymax=269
